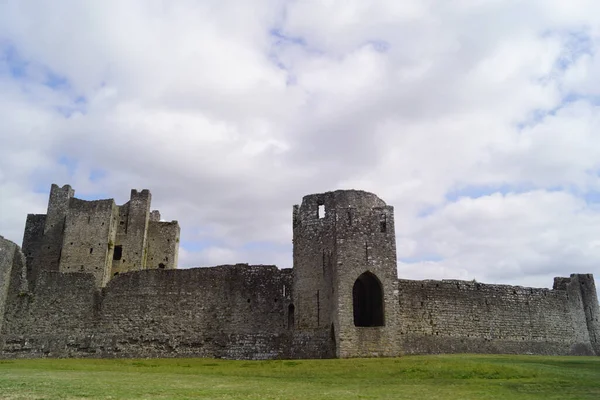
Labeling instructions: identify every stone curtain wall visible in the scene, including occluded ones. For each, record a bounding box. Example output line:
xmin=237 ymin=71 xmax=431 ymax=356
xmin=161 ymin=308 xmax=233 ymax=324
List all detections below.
xmin=395 ymin=277 xmax=597 ymax=356
xmin=1 ymin=253 xmax=333 ymax=359
xmin=99 ymin=265 xmax=291 ymax=340
xmin=3 ymin=272 xmax=98 ymax=347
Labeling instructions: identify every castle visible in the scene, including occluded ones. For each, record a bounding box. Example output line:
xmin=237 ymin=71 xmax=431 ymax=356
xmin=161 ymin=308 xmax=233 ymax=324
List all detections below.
xmin=0 ymin=185 xmax=599 ymax=359
xmin=20 ymin=184 xmax=180 ymax=289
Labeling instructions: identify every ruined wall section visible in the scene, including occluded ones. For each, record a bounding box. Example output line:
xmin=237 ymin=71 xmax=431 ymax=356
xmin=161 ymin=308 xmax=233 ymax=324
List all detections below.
xmin=150 ymin=210 xmax=161 ymax=222
xmin=21 ymin=214 xmax=46 ymax=289
xmin=575 ymin=274 xmax=600 ymax=355
xmin=38 ymin=184 xmax=74 ymax=272
xmin=21 ymin=184 xmax=74 ymax=290
xmin=59 ymin=198 xmax=118 ymax=287
xmin=0 ymin=237 xmax=28 ymax=338
xmin=0 ymin=236 xmax=17 ymax=334
xmin=3 ymin=271 xmax=97 ymax=336
xmin=396 ymin=276 xmax=597 ymax=356
xmin=292 ymin=194 xmax=336 ymax=331
xmin=99 ymin=265 xmax=291 ymax=341
xmin=93 ymin=264 xmax=326 ymax=359
xmin=111 ymin=190 xmax=151 ymax=276
xmin=1 ymin=270 xmax=99 ymax=356
xmin=146 ymin=221 xmax=180 ymax=270
xmin=1 ymin=238 xmax=98 ymax=357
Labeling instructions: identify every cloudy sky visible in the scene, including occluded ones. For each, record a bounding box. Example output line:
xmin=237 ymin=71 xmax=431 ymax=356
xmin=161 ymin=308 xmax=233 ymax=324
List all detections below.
xmin=1 ymin=0 xmax=600 ymax=289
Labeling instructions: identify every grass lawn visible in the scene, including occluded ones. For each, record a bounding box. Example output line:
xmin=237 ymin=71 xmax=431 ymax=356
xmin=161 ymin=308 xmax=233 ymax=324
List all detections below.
xmin=0 ymin=354 xmax=599 ymax=399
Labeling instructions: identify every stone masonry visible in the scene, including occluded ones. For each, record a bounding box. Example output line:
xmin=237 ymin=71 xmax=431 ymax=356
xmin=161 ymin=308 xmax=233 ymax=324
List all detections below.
xmin=0 ymin=186 xmax=598 ymax=359
xmin=22 ymin=184 xmax=180 ymax=288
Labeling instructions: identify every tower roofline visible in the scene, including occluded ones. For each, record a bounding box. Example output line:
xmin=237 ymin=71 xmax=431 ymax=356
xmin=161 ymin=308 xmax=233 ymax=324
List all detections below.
xmin=299 ymin=189 xmax=387 ymax=210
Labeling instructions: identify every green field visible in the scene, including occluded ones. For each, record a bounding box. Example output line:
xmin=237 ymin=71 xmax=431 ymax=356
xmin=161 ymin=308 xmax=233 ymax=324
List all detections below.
xmin=0 ymin=355 xmax=599 ymax=399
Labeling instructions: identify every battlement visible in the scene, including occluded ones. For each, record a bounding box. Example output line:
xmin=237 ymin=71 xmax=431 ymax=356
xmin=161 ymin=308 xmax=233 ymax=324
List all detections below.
xmin=150 ymin=210 xmax=161 ymax=222
xmin=49 ymin=183 xmax=75 ymax=199
xmin=130 ymin=189 xmax=151 ymax=202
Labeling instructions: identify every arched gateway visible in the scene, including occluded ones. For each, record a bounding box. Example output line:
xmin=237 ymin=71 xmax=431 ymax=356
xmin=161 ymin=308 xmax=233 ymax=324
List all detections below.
xmin=352 ymin=271 xmax=384 ymax=327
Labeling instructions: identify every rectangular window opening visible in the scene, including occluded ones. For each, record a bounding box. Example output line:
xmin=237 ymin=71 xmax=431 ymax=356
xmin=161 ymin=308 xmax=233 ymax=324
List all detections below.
xmin=318 ymin=204 xmax=325 ymax=219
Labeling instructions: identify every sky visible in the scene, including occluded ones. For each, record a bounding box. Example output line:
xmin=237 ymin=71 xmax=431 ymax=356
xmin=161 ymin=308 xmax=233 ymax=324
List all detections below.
xmin=1 ymin=0 xmax=600 ymax=290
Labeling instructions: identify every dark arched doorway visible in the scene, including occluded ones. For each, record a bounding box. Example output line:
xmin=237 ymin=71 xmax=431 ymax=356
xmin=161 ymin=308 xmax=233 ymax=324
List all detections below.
xmin=352 ymin=271 xmax=384 ymax=327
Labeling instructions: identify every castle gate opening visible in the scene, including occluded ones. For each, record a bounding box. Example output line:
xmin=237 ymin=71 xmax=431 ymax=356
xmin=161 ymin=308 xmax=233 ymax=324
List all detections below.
xmin=352 ymin=271 xmax=384 ymax=327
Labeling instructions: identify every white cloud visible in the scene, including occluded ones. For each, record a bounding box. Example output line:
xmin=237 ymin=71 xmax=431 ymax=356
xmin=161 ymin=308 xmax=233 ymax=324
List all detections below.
xmin=399 ymin=190 xmax=600 ymax=287
xmin=1 ymin=1 xmax=600 ymax=288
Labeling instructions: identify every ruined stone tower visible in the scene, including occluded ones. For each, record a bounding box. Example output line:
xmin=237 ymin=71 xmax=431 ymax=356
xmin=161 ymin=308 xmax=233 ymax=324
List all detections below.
xmin=22 ymin=184 xmax=180 ymax=288
xmin=293 ymin=190 xmax=400 ymax=357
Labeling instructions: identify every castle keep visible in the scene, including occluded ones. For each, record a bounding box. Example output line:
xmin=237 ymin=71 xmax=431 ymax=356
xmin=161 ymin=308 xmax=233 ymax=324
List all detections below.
xmin=0 ymin=185 xmax=599 ymax=359
xmin=22 ymin=184 xmax=180 ymax=288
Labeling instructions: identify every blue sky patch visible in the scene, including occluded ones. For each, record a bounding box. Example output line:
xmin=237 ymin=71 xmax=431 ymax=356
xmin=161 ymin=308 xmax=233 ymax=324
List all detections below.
xmin=2 ymin=44 xmax=28 ymax=78
xmin=417 ymin=204 xmax=437 ymax=218
xmin=44 ymin=70 xmax=69 ymax=90
xmin=89 ymin=169 xmax=106 ymax=183
xmin=367 ymin=40 xmax=390 ymax=53
xmin=58 ymin=155 xmax=78 ymax=176
xmin=445 ymin=183 xmax=521 ymax=202
xmin=270 ymin=28 xmax=306 ymax=46
xmin=555 ymin=29 xmax=593 ymax=72
xmin=2 ymin=42 xmax=87 ymax=117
